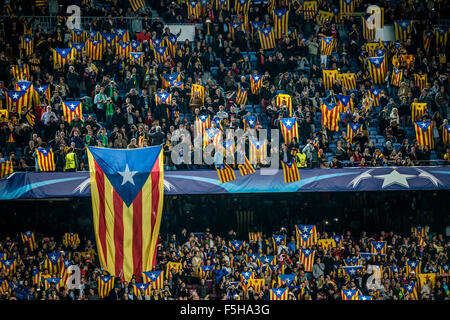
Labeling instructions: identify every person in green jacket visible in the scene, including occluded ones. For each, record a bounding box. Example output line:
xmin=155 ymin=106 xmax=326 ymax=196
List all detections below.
xmin=105 ymin=97 xmax=115 ymax=129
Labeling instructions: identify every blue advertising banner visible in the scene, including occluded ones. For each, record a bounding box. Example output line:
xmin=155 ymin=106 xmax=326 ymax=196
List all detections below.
xmin=0 ymin=167 xmax=449 ymax=200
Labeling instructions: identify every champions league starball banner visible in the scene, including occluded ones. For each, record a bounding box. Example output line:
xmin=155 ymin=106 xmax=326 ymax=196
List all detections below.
xmin=1 ymin=167 xmax=450 ymax=200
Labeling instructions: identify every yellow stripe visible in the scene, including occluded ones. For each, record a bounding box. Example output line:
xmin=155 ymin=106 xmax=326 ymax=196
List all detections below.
xmin=148 ymin=152 xmax=164 ymax=270
xmin=123 ymin=200 xmax=134 ymax=281
xmin=141 ymin=174 xmax=152 ymax=271
xmin=104 ymin=174 xmax=116 ymax=276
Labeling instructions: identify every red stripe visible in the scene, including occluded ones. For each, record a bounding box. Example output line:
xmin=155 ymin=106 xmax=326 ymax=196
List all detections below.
xmin=132 ymin=190 xmax=143 ymax=281
xmin=94 ymin=160 xmax=107 ymax=264
xmin=113 ymin=190 xmax=124 ymax=276
xmin=150 ymin=157 xmax=161 ymax=267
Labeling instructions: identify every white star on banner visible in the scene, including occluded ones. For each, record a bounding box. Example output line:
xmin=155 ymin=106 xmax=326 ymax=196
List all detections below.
xmin=118 ymin=164 xmax=138 ymax=186
xmin=373 ymin=170 xmax=416 ymax=188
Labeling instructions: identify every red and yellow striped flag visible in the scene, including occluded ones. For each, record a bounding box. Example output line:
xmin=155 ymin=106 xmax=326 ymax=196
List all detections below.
xmin=234 ymin=0 xmax=250 ymax=14
xmin=321 ymin=102 xmax=340 ymax=131
xmin=36 ymin=148 xmax=56 ymax=172
xmin=423 ymin=31 xmax=432 ymax=52
xmin=269 ymin=287 xmax=288 ymax=300
xmin=216 ymin=162 xmax=236 ymax=183
xmin=116 ymin=42 xmax=131 ymax=58
xmin=303 ymin=1 xmax=317 ymax=20
xmin=249 ymin=232 xmax=262 ymax=242
xmin=280 ymin=117 xmax=299 ymax=145
xmin=442 ymin=124 xmax=450 ymax=145
xmin=394 ymin=20 xmax=413 ymax=42
xmin=273 ymin=10 xmax=289 ymax=39
xmin=320 ymin=37 xmax=335 ymax=55
xmin=323 ymin=69 xmax=338 ymax=90
xmin=191 ymin=83 xmax=205 ymax=104
xmin=367 ymin=56 xmax=387 ymax=84
xmin=53 ymin=48 xmax=74 ymax=69
xmin=281 ymin=160 xmax=300 ymax=183
xmin=299 ymin=249 xmax=315 ymax=272
xmin=0 ymin=157 xmax=14 ymax=178
xmin=435 ymin=27 xmax=449 ymax=48
xmin=411 ymin=102 xmax=428 ymax=122
xmin=258 ymin=27 xmax=276 ymax=50
xmin=414 ymin=73 xmax=428 ymax=91
xmin=20 ymin=36 xmax=34 ymax=56
xmin=86 ymin=39 xmax=103 ymax=60
xmin=238 ymin=155 xmax=255 ymax=177
xmin=249 ymin=140 xmax=267 ymax=165
xmin=129 ymin=0 xmax=145 ymax=11
xmin=391 ymin=67 xmax=403 ymax=87
xmin=133 ymin=283 xmax=152 ymax=296
xmin=276 ymin=93 xmax=292 ymax=116
xmin=337 ymin=73 xmax=356 ymax=90
xmin=98 ymin=275 xmax=115 ymax=298
xmin=62 ymin=100 xmax=83 ymax=123
xmin=187 ymin=1 xmax=202 ymax=19
xmin=142 ymin=270 xmax=164 ymax=289
xmin=87 ymin=146 xmax=164 ymax=281
xmin=250 ymin=74 xmax=263 ymax=94
xmin=414 ymin=121 xmax=434 ymax=149
xmin=21 ymin=231 xmax=37 ymax=251
xmin=346 ymin=122 xmax=363 ymax=144
xmin=235 ymin=84 xmax=248 ymax=105
xmin=194 ymin=114 xmax=210 ymax=138
xmin=11 ymin=65 xmax=30 ymax=81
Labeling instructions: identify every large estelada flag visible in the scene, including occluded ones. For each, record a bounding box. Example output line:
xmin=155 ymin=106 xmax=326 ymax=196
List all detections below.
xmin=62 ymin=100 xmax=82 ymax=123
xmin=187 ymin=1 xmax=202 ymax=19
xmin=391 ymin=67 xmax=403 ymax=87
xmin=367 ymin=56 xmax=386 ymax=84
xmin=6 ymin=90 xmax=30 ymax=114
xmin=340 ymin=0 xmax=355 ymax=17
xmin=71 ymin=29 xmax=86 ymax=43
xmin=394 ymin=20 xmax=413 ymax=42
xmin=280 ymin=117 xmax=299 ymax=145
xmin=276 ymin=93 xmax=292 ymax=116
xmin=269 ymin=287 xmax=288 ymax=300
xmin=98 ymin=275 xmax=115 ymax=298
xmin=273 ymin=10 xmax=289 ymax=39
xmin=442 ymin=124 xmax=450 ymax=145
xmin=70 ymin=42 xmax=85 ymax=58
xmin=154 ymin=46 xmax=169 ymax=63
xmin=234 ymin=0 xmax=250 ymax=14
xmin=347 ymin=122 xmax=362 ymax=144
xmin=303 ymin=1 xmax=317 ymax=20
xmin=20 ymin=36 xmax=33 ymax=56
xmin=86 ymin=39 xmax=103 ymax=60
xmin=423 ymin=30 xmax=432 ymax=52
xmin=258 ymin=27 xmax=276 ymax=50
xmin=321 ymin=102 xmax=340 ymax=131
xmin=129 ymin=0 xmax=145 ymax=11
xmin=113 ymin=28 xmax=130 ymax=43
xmin=142 ymin=270 xmax=164 ymax=289
xmin=402 ymin=281 xmax=418 ymax=300
xmin=36 ymin=148 xmax=55 ymax=172
xmin=362 ymin=15 xmax=376 ymax=40
xmin=414 ymin=73 xmax=428 ymax=91
xmin=116 ymin=42 xmax=131 ymax=58
xmin=87 ymin=146 xmax=164 ymax=281
xmin=191 ymin=84 xmax=205 ymax=104
xmin=320 ymin=37 xmax=335 ymax=55
xmin=194 ymin=114 xmax=210 ymax=137
xmin=242 ymin=115 xmax=258 ymax=131
xmin=337 ymin=73 xmax=356 ymax=90
xmin=165 ymin=36 xmax=178 ymax=57
xmin=281 ymin=160 xmax=300 ymax=183
xmin=249 ymin=139 xmax=267 ymax=165
xmin=0 ymin=157 xmax=13 ymax=178
xmin=414 ymin=121 xmax=434 ymax=149
xmin=341 ymin=289 xmax=358 ymax=300
xmin=235 ymin=84 xmax=248 ymax=105
xmin=250 ymin=74 xmax=263 ymax=94
xmin=299 ymin=249 xmax=315 ymax=272
xmin=336 ymin=94 xmax=352 ymax=112
xmin=101 ymin=33 xmax=117 ymax=48
xmin=368 ymin=89 xmax=383 ymax=107
xmin=435 ymin=27 xmax=449 ymax=48
xmin=11 ymin=64 xmax=30 ymax=81
xmin=129 ymin=52 xmax=144 ymax=66
xmin=53 ymin=48 xmax=74 ymax=69
xmin=411 ymin=102 xmax=427 ymax=122
xmin=216 ymin=163 xmax=236 ymax=183
xmin=323 ymin=69 xmax=338 ymax=90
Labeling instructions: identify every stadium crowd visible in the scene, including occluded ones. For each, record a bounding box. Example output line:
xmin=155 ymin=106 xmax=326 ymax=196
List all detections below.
xmin=0 ymin=226 xmax=448 ymax=300
xmin=0 ymin=0 xmax=450 ymax=175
